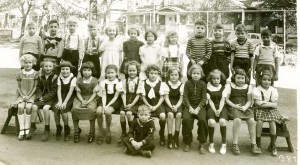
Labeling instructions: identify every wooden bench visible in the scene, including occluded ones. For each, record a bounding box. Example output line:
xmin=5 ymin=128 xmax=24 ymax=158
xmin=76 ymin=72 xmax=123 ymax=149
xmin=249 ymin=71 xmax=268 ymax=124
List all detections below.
xmin=261 ymin=118 xmax=294 ymax=152
xmin=1 ymin=107 xmax=19 ymax=136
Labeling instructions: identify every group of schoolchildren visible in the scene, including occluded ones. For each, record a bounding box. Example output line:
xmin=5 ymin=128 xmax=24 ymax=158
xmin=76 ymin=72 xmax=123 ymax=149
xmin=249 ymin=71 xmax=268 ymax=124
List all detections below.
xmin=12 ymin=16 xmax=285 ymax=158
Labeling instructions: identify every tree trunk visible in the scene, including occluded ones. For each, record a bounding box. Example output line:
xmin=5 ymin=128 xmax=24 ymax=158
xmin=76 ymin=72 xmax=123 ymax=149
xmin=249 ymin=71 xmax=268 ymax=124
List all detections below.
xmin=3 ymin=13 xmax=8 ymax=28
xmin=20 ymin=15 xmax=27 ymax=39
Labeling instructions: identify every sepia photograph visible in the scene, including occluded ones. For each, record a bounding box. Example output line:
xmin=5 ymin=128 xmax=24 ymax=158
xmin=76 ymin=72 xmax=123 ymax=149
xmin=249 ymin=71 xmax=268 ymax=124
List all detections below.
xmin=0 ymin=0 xmax=297 ymax=164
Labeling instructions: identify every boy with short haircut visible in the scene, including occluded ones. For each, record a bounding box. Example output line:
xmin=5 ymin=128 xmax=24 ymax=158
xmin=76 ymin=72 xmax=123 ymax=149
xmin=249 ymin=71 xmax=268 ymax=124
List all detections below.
xmin=41 ymin=19 xmax=63 ymax=64
xmin=19 ymin=21 xmax=43 ymax=71
xmin=253 ymin=29 xmax=280 ymax=86
xmin=83 ymin=20 xmax=102 ymax=79
xmin=61 ymin=16 xmax=84 ymax=77
xmin=230 ymin=24 xmax=254 ymax=79
xmin=209 ymin=23 xmax=231 ymax=85
xmin=186 ymin=20 xmax=212 ymax=80
xmin=123 ymin=104 xmax=156 ymax=158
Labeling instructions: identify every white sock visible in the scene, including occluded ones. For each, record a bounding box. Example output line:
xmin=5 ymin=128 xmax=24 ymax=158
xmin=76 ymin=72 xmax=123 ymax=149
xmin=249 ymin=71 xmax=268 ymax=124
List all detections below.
xmin=25 ymin=115 xmax=31 ymax=130
xmin=18 ymin=114 xmax=25 ymax=131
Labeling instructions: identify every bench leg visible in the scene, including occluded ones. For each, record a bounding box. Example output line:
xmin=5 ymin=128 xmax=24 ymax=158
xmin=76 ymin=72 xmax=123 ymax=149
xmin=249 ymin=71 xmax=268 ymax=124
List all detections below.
xmin=15 ymin=115 xmax=20 ymax=136
xmin=1 ymin=115 xmax=13 ymax=134
xmin=286 ymin=137 xmax=294 ymax=153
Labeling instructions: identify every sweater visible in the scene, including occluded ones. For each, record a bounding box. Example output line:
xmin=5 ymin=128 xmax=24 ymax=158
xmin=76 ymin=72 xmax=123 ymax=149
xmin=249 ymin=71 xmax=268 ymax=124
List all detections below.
xmin=128 ymin=118 xmax=155 ymax=145
xmin=183 ymin=79 xmax=207 ymax=109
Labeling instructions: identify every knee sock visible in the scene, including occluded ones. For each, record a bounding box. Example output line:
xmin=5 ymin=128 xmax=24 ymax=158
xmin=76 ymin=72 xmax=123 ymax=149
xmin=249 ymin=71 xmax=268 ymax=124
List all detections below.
xmin=31 ymin=122 xmax=36 ymax=129
xmin=25 ymin=115 xmax=31 ymax=130
xmin=89 ymin=119 xmax=95 ymax=134
xmin=270 ymin=134 xmax=276 ymax=147
xmin=56 ymin=124 xmax=62 ymax=134
xmin=121 ymin=121 xmax=126 ymax=135
xmin=45 ymin=125 xmax=50 ymax=131
xmin=64 ymin=125 xmax=70 ymax=135
xmin=256 ymin=137 xmax=261 ymax=148
xmin=128 ymin=121 xmax=132 ymax=129
xmin=159 ymin=120 xmax=166 ymax=136
xmin=18 ymin=114 xmax=25 ymax=131
xmin=220 ymin=126 xmax=227 ymax=144
xmin=208 ymin=126 xmax=214 ymax=143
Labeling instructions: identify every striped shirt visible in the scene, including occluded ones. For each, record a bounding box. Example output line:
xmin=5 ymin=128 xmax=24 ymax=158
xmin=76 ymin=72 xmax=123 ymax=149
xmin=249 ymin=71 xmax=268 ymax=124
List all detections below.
xmin=186 ymin=36 xmax=212 ymax=63
xmin=231 ymin=39 xmax=254 ymax=58
xmin=211 ymin=40 xmax=231 ymax=58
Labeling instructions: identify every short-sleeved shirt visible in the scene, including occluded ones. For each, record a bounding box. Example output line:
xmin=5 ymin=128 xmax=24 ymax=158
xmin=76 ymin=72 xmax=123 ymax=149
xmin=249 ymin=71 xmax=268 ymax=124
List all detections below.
xmin=164 ymin=81 xmax=184 ymax=95
xmin=16 ymin=69 xmax=39 ymax=96
xmin=99 ymin=79 xmax=123 ymax=94
xmin=253 ymin=86 xmax=278 ymax=102
xmin=254 ymin=43 xmax=280 ymax=66
xmin=224 ymin=82 xmax=252 ymax=96
xmin=57 ymin=73 xmax=77 ymax=87
xmin=139 ymin=44 xmax=162 ymax=67
xmin=140 ymin=79 xmax=166 ymax=96
xmin=231 ymin=39 xmax=254 ymax=58
xmin=206 ymin=82 xmax=227 ymax=100
xmin=20 ymin=35 xmax=42 ymax=54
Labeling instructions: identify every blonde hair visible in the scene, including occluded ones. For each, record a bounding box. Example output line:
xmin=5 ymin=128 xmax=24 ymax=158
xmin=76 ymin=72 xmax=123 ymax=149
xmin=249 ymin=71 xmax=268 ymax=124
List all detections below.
xmin=206 ymin=69 xmax=226 ymax=83
xmin=66 ymin=16 xmax=78 ymax=25
xmin=187 ymin=64 xmax=204 ymax=77
xmin=138 ymin=104 xmax=151 ymax=114
xmin=164 ymin=31 xmax=178 ymax=47
xmin=105 ymin=24 xmax=119 ymax=37
xmin=20 ymin=54 xmax=37 ymax=67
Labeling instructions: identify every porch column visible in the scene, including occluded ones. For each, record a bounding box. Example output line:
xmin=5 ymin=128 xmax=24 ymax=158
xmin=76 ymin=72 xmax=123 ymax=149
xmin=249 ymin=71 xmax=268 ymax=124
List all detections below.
xmin=156 ymin=14 xmax=159 ymax=23
xmin=241 ymin=10 xmax=245 ymax=24
xmin=143 ymin=15 xmax=146 ymax=23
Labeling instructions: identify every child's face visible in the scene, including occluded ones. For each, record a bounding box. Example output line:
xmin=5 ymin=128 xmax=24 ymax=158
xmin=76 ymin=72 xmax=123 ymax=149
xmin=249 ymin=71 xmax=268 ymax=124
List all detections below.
xmin=89 ymin=27 xmax=98 ymax=37
xmin=191 ymin=69 xmax=201 ymax=81
xmin=169 ymin=71 xmax=180 ymax=82
xmin=43 ymin=61 xmax=54 ymax=74
xmin=82 ymin=68 xmax=92 ymax=78
xmin=262 ymin=35 xmax=271 ymax=46
xmin=107 ymin=27 xmax=117 ymax=39
xmin=48 ymin=23 xmax=58 ymax=36
xmin=128 ymin=29 xmax=138 ymax=39
xmin=235 ymin=74 xmax=246 ymax=86
xmin=148 ymin=69 xmax=158 ymax=82
xmin=235 ymin=30 xmax=247 ymax=41
xmin=24 ymin=59 xmax=33 ymax=71
xmin=169 ymin=35 xmax=178 ymax=45
xmin=194 ymin=25 xmax=206 ymax=37
xmin=261 ymin=75 xmax=272 ymax=89
xmin=138 ymin=111 xmax=150 ymax=123
xmin=67 ymin=23 xmax=77 ymax=33
xmin=106 ymin=69 xmax=117 ymax=81
xmin=213 ymin=28 xmax=224 ymax=39
xmin=128 ymin=64 xmax=138 ymax=79
xmin=27 ymin=26 xmax=36 ymax=36
xmin=146 ymin=33 xmax=155 ymax=44
xmin=61 ymin=67 xmax=71 ymax=78
xmin=211 ymin=75 xmax=221 ymax=86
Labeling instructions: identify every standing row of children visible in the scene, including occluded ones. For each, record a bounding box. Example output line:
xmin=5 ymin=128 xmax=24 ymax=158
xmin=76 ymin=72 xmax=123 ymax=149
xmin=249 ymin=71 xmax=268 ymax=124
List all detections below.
xmin=14 ymin=16 xmax=284 ymax=158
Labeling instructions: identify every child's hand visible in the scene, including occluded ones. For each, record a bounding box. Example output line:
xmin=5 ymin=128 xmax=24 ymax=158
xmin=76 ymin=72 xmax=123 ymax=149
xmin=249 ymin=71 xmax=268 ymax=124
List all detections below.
xmin=55 ymin=101 xmax=62 ymax=109
xmin=61 ymin=102 xmax=67 ymax=109
xmin=193 ymin=107 xmax=200 ymax=115
xmin=191 ymin=59 xmax=196 ymax=65
xmin=126 ymin=104 xmax=133 ymax=110
xmin=189 ymin=106 xmax=194 ymax=114
xmin=241 ymin=106 xmax=247 ymax=112
xmin=172 ymin=105 xmax=177 ymax=113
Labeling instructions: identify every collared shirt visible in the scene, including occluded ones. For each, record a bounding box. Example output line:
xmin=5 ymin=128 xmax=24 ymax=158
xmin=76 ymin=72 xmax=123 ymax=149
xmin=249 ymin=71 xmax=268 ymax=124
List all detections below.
xmin=206 ymin=82 xmax=227 ymax=100
xmin=99 ymin=79 xmax=123 ymax=94
xmin=139 ymin=44 xmax=162 ymax=67
xmin=140 ymin=78 xmax=166 ymax=96
xmin=224 ymin=82 xmax=252 ymax=95
xmin=253 ymin=86 xmax=278 ymax=102
xmin=164 ymin=81 xmax=184 ymax=95
xmin=85 ymin=36 xmax=102 ymax=55
xmin=254 ymin=42 xmax=280 ymax=66
xmin=57 ymin=73 xmax=77 ymax=87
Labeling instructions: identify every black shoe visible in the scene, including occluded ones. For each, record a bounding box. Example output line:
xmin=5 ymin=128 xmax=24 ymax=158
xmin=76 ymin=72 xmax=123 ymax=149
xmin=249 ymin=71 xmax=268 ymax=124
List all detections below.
xmin=26 ymin=127 xmax=37 ymax=140
xmin=106 ymin=135 xmax=112 ymax=144
xmin=124 ymin=147 xmax=130 ymax=155
xmin=42 ymin=131 xmax=50 ymax=142
xmin=173 ymin=135 xmax=179 ymax=149
xmin=183 ymin=144 xmax=191 ymax=152
xmin=74 ymin=128 xmax=81 ymax=143
xmin=142 ymin=150 xmax=152 ymax=158
xmin=88 ymin=133 xmax=95 ymax=143
xmin=118 ymin=133 xmax=127 ymax=145
xmin=56 ymin=125 xmax=62 ymax=141
xmin=97 ymin=136 xmax=104 ymax=145
xmin=64 ymin=126 xmax=71 ymax=141
xmin=159 ymin=134 xmax=165 ymax=146
xmin=167 ymin=135 xmax=173 ymax=149
xmin=198 ymin=143 xmax=205 ymax=154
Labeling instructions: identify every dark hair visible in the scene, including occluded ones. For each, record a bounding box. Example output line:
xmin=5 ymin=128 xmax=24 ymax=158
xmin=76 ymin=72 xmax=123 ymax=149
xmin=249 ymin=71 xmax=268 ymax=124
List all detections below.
xmin=80 ymin=61 xmax=96 ymax=76
xmin=187 ymin=64 xmax=205 ymax=77
xmin=195 ymin=20 xmax=206 ymax=27
xmin=206 ymin=69 xmax=226 ymax=83
xmin=258 ymin=70 xmax=273 ymax=85
xmin=260 ymin=29 xmax=272 ymax=37
xmin=144 ymin=30 xmax=157 ymax=41
xmin=145 ymin=64 xmax=161 ymax=77
xmin=167 ymin=67 xmax=182 ymax=81
xmin=48 ymin=19 xmax=59 ymax=27
xmin=235 ymin=24 xmax=247 ymax=33
xmin=123 ymin=60 xmax=141 ymax=76
xmin=231 ymin=67 xmax=249 ymax=84
xmin=127 ymin=27 xmax=140 ymax=36
xmin=213 ymin=23 xmax=224 ymax=30
xmin=58 ymin=61 xmax=75 ymax=73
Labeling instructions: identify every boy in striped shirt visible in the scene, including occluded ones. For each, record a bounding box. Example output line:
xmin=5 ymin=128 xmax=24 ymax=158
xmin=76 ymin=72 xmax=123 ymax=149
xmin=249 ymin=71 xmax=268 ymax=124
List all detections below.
xmin=230 ymin=24 xmax=254 ymax=80
xmin=186 ymin=20 xmax=212 ymax=81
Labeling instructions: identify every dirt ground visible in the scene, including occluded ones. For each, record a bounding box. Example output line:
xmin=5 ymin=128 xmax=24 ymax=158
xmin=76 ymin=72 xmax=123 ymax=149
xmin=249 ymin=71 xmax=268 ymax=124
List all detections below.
xmin=0 ymin=68 xmax=297 ymax=165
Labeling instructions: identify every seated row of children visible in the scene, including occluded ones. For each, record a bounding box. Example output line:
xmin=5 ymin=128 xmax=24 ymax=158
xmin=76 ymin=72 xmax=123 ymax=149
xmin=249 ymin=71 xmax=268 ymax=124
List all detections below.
xmin=13 ymin=53 xmax=284 ymax=158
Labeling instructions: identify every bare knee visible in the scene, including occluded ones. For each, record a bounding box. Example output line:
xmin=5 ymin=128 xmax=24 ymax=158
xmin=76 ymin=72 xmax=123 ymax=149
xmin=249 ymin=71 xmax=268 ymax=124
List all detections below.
xmin=233 ymin=118 xmax=241 ymax=125
xmin=208 ymin=119 xmax=216 ymax=127
xmin=159 ymin=113 xmax=166 ymax=121
xmin=105 ymin=107 xmax=114 ymax=116
xmin=126 ymin=111 xmax=132 ymax=118
xmin=96 ymin=107 xmax=103 ymax=116
xmin=219 ymin=118 xmax=227 ymax=126
xmin=175 ymin=113 xmax=182 ymax=119
xmin=120 ymin=111 xmax=126 ymax=117
xmin=43 ymin=105 xmax=51 ymax=111
xmin=25 ymin=104 xmax=33 ymax=114
xmin=167 ymin=112 xmax=174 ymax=119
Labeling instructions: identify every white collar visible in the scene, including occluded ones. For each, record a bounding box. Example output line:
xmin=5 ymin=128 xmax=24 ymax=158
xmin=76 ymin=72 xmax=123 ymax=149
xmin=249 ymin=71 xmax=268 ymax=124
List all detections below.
xmin=260 ymin=42 xmax=277 ymax=48
xmin=60 ymin=73 xmax=74 ymax=80
xmin=230 ymin=82 xmax=248 ymax=89
xmin=207 ymin=82 xmax=222 ymax=91
xmin=128 ymin=77 xmax=138 ymax=83
xmin=104 ymin=78 xmax=118 ymax=85
xmin=257 ymin=86 xmax=272 ymax=92
xmin=168 ymin=80 xmax=181 ymax=89
xmin=22 ymin=69 xmax=34 ymax=75
xmin=146 ymin=78 xmax=159 ymax=87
